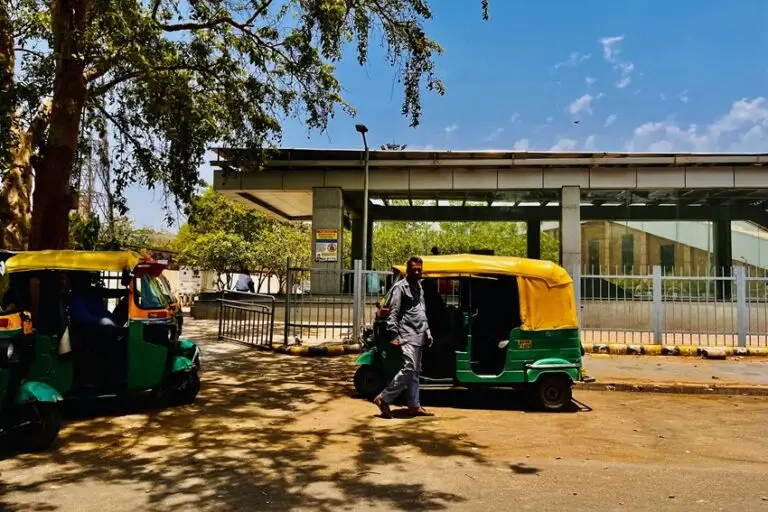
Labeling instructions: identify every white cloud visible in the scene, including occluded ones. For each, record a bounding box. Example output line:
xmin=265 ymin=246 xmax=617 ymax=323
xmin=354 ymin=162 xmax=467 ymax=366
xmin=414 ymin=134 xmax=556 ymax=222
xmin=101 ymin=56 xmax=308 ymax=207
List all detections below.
xmin=585 ymin=76 xmax=597 ymax=86
xmin=484 ymin=127 xmax=504 ymax=142
xmin=599 ymin=35 xmax=635 ymax=89
xmin=599 ymin=35 xmax=624 ymax=62
xmin=553 ymin=51 xmax=591 ymax=69
xmin=679 ymin=90 xmax=689 ymax=104
xmin=545 ymin=116 xmax=554 ymax=124
xmin=605 ymin=114 xmax=618 ymax=127
xmin=660 ymin=92 xmax=667 ymax=101
xmin=626 ymin=97 xmax=768 ymax=152
xmin=550 ymin=138 xmax=578 ymax=151
xmin=513 ymin=138 xmax=530 ymax=150
xmin=569 ymin=94 xmax=596 ymax=115
xmin=509 ymin=113 xmax=520 ymax=123
xmin=444 ymin=123 xmax=459 ymax=135
xmin=584 ymin=135 xmax=598 ymax=150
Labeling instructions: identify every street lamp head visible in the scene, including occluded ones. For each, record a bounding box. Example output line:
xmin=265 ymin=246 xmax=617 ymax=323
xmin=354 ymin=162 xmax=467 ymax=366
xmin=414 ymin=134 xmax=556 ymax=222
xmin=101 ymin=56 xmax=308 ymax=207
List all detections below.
xmin=355 ymin=124 xmax=368 ymax=134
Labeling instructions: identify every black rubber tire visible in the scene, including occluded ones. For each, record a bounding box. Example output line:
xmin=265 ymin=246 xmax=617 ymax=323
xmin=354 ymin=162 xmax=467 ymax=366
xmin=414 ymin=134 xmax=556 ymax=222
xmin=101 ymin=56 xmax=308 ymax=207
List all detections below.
xmin=535 ymin=374 xmax=573 ymax=412
xmin=18 ymin=403 xmax=62 ymax=452
xmin=163 ymin=371 xmax=201 ymax=406
xmin=353 ymin=365 xmax=385 ymax=400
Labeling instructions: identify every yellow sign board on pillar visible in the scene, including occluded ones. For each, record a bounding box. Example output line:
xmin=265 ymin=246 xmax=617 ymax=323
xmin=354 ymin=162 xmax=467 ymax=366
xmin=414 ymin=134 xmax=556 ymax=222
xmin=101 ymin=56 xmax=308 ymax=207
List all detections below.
xmin=315 ymin=228 xmax=339 ymax=263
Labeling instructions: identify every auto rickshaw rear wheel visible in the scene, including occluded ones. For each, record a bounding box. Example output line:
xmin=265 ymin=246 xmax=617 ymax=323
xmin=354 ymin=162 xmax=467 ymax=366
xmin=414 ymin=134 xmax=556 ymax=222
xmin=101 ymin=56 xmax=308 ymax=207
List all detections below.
xmin=162 ymin=371 xmax=201 ymax=406
xmin=17 ymin=403 xmax=62 ymax=452
xmin=534 ymin=374 xmax=573 ymax=412
xmin=354 ymin=365 xmax=385 ymax=400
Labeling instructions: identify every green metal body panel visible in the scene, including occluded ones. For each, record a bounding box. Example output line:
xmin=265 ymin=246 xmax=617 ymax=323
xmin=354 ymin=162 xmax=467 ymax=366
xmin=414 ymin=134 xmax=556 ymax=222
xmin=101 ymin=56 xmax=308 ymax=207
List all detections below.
xmin=126 ymin=321 xmax=171 ymax=390
xmin=363 ymin=318 xmax=583 ymax=387
xmin=15 ymin=380 xmax=63 ymax=405
xmin=25 ymin=334 xmax=74 ymax=395
xmin=176 ymin=339 xmax=197 ymax=359
xmin=171 ymin=355 xmax=194 ymax=373
xmin=456 ymin=327 xmax=582 ymax=384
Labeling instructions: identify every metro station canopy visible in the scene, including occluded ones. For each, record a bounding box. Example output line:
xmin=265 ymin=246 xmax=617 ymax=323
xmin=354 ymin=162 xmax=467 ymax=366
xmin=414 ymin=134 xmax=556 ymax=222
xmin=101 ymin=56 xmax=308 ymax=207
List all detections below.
xmin=212 ymin=148 xmax=768 ymax=225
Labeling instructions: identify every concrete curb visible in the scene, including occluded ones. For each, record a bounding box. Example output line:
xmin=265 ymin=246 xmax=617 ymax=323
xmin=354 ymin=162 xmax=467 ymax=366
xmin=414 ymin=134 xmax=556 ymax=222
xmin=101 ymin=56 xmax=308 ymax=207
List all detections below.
xmin=576 ymin=381 xmax=768 ymax=397
xmin=583 ymin=343 xmax=768 ymax=358
xmin=272 ymin=343 xmax=362 ymax=357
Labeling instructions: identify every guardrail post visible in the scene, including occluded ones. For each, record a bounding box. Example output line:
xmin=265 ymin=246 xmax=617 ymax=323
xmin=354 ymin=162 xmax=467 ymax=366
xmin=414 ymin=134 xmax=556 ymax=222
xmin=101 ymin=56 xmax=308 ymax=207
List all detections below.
xmin=217 ymin=291 xmax=224 ymax=340
xmin=652 ymin=266 xmax=662 ymax=344
xmin=352 ymin=259 xmax=362 ymax=344
xmin=735 ymin=266 xmax=747 ymax=347
xmin=284 ymin=258 xmax=291 ymax=345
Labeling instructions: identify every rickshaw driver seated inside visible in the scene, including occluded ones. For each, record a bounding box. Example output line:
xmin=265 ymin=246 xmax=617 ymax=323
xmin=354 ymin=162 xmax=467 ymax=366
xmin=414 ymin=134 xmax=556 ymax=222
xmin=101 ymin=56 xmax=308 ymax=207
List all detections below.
xmin=68 ymin=272 xmax=127 ymax=332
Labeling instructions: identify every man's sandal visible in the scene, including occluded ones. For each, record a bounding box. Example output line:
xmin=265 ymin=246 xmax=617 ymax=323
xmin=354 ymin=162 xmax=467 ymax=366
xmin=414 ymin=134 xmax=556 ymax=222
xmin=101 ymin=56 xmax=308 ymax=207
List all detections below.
xmin=373 ymin=395 xmax=393 ymax=419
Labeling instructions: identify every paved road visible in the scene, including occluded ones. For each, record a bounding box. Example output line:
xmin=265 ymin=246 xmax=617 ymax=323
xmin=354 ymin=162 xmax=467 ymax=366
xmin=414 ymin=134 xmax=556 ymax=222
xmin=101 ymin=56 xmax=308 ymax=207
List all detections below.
xmin=1 ymin=337 xmax=767 ymax=511
xmin=584 ymin=353 xmax=768 ymax=387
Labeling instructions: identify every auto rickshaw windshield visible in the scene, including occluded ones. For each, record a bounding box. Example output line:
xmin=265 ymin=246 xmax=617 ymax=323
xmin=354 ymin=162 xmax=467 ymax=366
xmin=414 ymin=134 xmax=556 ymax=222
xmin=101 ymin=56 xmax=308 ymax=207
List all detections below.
xmin=135 ymin=274 xmax=169 ymax=310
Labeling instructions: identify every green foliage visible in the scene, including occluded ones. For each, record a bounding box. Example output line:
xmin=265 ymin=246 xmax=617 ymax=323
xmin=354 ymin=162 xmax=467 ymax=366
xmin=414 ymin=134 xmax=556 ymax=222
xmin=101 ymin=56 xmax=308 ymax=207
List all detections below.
xmin=8 ymin=0 xmax=489 ymax=225
xmin=68 ymin=211 xmax=170 ymax=251
xmin=69 ymin=213 xmax=101 ymax=250
xmin=174 ymin=187 xmax=310 ymax=291
xmin=371 ymin=221 xmax=560 ymax=270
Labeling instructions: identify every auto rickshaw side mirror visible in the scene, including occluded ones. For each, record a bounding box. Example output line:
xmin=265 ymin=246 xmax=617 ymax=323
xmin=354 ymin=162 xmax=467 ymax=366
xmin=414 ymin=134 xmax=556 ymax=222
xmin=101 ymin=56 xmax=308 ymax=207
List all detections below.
xmin=120 ymin=268 xmax=132 ymax=287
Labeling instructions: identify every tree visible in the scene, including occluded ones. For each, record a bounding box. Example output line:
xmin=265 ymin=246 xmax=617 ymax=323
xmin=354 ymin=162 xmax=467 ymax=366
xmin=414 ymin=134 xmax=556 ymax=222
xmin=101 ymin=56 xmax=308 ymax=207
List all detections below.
xmin=3 ymin=1 xmax=490 ymax=251
xmin=174 ymin=187 xmax=311 ymax=292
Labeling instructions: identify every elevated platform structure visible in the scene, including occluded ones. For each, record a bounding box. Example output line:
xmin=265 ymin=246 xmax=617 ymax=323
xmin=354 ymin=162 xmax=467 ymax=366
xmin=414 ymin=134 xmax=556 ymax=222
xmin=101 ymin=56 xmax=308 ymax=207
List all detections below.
xmin=213 ymin=148 xmax=768 ymax=294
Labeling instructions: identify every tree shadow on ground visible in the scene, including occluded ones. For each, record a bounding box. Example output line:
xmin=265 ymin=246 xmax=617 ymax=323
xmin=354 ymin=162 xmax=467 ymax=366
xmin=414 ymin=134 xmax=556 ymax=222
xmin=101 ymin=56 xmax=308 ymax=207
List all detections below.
xmin=0 ymin=337 xmax=485 ymax=511
xmin=398 ymin=387 xmax=587 ymax=414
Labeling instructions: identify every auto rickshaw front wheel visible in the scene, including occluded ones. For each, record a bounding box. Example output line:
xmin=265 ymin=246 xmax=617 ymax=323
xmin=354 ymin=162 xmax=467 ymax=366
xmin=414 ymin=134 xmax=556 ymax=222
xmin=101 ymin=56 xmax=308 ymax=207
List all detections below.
xmin=534 ymin=374 xmax=573 ymax=412
xmin=161 ymin=371 xmax=201 ymax=406
xmin=354 ymin=365 xmax=385 ymax=400
xmin=17 ymin=403 xmax=62 ymax=452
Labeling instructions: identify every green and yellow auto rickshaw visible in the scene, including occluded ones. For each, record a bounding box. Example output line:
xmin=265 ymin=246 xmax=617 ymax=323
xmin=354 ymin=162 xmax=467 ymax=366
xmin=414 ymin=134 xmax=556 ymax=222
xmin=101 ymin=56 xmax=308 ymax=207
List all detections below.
xmin=0 ymin=251 xmax=63 ymax=451
xmin=5 ymin=250 xmax=201 ymax=408
xmin=354 ymin=254 xmax=593 ymax=412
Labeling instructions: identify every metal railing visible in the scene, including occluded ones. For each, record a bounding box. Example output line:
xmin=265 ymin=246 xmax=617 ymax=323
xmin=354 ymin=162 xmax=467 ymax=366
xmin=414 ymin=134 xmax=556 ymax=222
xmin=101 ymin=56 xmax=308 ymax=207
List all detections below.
xmin=575 ymin=265 xmax=768 ymax=347
xmin=217 ymin=291 xmax=276 ymax=347
xmin=284 ymin=261 xmax=390 ymax=344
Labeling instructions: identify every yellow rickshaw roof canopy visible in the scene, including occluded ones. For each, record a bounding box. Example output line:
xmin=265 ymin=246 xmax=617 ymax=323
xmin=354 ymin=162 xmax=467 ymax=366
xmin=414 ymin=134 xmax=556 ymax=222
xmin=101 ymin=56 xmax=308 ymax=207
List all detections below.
xmin=6 ymin=250 xmax=144 ymax=273
xmin=392 ymin=254 xmax=573 ymax=287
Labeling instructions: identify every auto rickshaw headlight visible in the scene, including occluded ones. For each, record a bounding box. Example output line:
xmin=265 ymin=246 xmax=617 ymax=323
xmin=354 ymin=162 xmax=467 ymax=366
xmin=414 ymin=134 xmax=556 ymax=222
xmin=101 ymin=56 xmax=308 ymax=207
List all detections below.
xmin=0 ymin=341 xmax=13 ymax=364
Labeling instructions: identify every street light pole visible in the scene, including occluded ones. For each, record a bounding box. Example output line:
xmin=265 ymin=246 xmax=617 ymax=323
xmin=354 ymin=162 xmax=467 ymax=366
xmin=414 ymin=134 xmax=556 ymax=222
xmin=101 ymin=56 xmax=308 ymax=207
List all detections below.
xmin=355 ymin=124 xmax=370 ymax=270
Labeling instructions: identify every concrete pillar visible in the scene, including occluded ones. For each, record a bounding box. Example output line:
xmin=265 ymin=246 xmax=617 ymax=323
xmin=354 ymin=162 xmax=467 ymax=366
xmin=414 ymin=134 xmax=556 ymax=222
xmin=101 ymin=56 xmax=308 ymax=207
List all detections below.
xmin=713 ymin=219 xmax=732 ymax=299
xmin=526 ymin=220 xmax=541 ymax=259
xmin=311 ymin=187 xmax=343 ymax=294
xmin=559 ymin=186 xmax=581 ymax=274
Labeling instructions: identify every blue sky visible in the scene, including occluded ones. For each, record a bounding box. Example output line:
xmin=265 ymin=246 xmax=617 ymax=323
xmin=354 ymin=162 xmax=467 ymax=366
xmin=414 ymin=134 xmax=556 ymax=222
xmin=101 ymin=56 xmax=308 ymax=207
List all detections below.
xmin=127 ymin=0 xmax=768 ymax=230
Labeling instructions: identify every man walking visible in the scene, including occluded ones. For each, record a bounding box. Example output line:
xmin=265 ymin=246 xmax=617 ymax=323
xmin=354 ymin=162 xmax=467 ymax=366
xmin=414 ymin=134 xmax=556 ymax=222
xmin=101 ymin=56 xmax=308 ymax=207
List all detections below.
xmin=374 ymin=256 xmax=434 ymax=418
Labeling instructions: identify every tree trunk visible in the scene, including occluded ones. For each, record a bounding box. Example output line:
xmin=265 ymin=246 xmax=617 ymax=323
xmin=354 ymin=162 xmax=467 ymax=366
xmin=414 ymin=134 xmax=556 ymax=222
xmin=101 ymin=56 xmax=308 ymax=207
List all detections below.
xmin=28 ymin=0 xmax=89 ymax=250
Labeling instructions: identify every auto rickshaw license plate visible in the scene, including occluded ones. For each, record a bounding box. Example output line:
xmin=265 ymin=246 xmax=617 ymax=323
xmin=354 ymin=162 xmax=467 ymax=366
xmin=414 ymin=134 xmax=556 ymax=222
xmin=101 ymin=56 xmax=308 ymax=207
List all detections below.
xmin=517 ymin=340 xmax=532 ymax=349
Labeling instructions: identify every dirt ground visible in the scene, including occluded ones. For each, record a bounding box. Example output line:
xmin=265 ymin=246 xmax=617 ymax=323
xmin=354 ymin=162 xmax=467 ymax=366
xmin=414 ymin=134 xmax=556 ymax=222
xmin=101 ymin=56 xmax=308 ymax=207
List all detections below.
xmin=2 ymin=330 xmax=768 ymax=511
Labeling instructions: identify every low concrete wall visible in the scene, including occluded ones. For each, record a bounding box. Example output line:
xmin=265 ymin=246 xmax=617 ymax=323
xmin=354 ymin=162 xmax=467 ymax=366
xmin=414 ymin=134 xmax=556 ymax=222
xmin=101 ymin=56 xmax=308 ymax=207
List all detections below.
xmin=580 ymin=300 xmax=768 ymax=334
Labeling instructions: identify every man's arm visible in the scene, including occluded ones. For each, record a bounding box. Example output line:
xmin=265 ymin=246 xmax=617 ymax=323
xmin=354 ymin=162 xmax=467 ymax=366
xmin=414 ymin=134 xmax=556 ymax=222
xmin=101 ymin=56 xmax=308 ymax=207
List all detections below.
xmin=385 ymin=284 xmax=403 ymax=343
xmin=247 ymin=277 xmax=255 ymax=293
xmin=420 ymin=284 xmax=432 ymax=341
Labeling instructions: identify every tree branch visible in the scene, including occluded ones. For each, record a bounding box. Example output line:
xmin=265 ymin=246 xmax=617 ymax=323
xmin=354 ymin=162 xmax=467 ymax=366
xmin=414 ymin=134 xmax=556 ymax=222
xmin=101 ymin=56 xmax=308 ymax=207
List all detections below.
xmin=89 ymin=64 xmax=216 ymax=97
xmin=13 ymin=47 xmax=46 ymax=58
xmin=152 ymin=0 xmax=274 ymax=33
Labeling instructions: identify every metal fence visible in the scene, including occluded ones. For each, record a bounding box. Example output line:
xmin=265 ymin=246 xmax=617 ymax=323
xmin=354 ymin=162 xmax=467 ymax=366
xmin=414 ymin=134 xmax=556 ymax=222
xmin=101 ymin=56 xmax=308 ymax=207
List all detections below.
xmin=217 ymin=291 xmax=276 ymax=347
xmin=283 ymin=261 xmax=390 ymax=344
xmin=576 ymin=265 xmax=768 ymax=347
